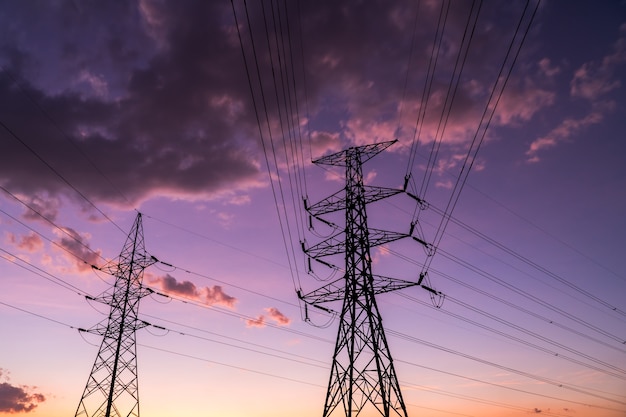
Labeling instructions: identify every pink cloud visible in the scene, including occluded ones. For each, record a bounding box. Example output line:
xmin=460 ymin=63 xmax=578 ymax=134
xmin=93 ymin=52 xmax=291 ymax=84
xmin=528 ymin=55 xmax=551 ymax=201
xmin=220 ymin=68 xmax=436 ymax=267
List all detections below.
xmin=371 ymin=245 xmax=392 ymax=266
xmin=538 ymin=58 xmax=561 ymax=78
xmin=6 ymin=232 xmax=43 ymax=253
xmin=570 ymin=30 xmax=626 ymax=100
xmin=493 ymin=80 xmax=555 ymax=126
xmin=571 ymin=63 xmax=621 ymax=100
xmin=265 ymin=307 xmax=291 ymax=326
xmin=159 ymin=274 xmax=198 ymax=297
xmin=526 ymin=103 xmax=610 ymax=162
xmin=150 ymin=274 xmax=237 ymax=308
xmin=246 ymin=315 xmax=266 ymax=328
xmin=52 ymin=227 xmax=102 ymax=273
xmin=245 ymin=308 xmax=291 ymax=328
xmin=204 ymin=285 xmax=237 ymax=308
xmin=0 ymin=370 xmax=45 ymax=413
xmin=20 ymin=194 xmax=60 ymax=223
xmin=527 ymin=29 xmax=625 ymax=162
xmin=310 ymin=130 xmax=342 ymax=159
xmin=227 ymin=194 xmax=251 ymax=206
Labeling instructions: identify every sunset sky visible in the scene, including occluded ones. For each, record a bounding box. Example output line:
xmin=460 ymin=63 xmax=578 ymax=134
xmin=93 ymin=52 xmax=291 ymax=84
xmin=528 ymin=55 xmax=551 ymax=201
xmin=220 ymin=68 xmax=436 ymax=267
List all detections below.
xmin=1 ymin=1 xmax=625 ymax=416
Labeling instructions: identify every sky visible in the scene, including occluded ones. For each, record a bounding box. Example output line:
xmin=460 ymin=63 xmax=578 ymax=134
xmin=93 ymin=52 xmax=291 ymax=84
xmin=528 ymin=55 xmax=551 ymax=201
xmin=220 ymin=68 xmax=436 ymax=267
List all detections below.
xmin=0 ymin=0 xmax=625 ymax=416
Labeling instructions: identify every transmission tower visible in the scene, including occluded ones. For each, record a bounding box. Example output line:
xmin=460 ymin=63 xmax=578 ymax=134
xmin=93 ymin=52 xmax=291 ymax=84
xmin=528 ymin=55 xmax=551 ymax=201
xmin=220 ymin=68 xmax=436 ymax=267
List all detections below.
xmin=299 ymin=140 xmax=430 ymax=417
xmin=75 ymin=212 xmax=156 ymax=417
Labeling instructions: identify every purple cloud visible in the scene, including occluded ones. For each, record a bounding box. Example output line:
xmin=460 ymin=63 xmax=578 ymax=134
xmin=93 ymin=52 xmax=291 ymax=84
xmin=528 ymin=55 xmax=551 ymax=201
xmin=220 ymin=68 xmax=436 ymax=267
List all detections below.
xmin=0 ymin=1 xmax=558 ymax=210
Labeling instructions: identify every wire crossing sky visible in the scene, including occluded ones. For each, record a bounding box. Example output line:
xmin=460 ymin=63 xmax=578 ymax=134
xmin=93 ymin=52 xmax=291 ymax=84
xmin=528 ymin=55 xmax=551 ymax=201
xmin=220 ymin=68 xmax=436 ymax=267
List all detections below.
xmin=0 ymin=1 xmax=625 ymax=417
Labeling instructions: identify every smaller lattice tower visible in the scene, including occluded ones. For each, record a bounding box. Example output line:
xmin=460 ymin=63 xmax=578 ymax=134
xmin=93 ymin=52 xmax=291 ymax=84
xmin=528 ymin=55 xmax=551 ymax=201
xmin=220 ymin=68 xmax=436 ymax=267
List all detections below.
xmin=75 ymin=212 xmax=156 ymax=417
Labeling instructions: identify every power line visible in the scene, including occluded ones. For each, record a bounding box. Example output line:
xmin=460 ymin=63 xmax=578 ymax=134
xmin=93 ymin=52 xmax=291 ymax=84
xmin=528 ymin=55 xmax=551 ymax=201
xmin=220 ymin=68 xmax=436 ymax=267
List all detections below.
xmin=422 ymin=0 xmax=541 ymax=278
xmin=0 ymin=117 xmax=125 ymax=234
xmin=0 ymin=66 xmax=134 ymax=208
xmin=0 ymin=247 xmax=90 ymax=296
xmin=386 ymin=327 xmax=626 ymax=406
xmin=231 ymin=0 xmax=305 ymax=307
xmin=3 ymin=288 xmax=623 ymax=414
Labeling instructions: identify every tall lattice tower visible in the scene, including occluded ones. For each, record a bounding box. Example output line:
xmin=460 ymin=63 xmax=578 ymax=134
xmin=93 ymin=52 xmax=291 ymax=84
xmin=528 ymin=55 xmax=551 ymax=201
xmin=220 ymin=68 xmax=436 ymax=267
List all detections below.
xmin=300 ymin=140 xmax=429 ymax=417
xmin=75 ymin=212 xmax=156 ymax=417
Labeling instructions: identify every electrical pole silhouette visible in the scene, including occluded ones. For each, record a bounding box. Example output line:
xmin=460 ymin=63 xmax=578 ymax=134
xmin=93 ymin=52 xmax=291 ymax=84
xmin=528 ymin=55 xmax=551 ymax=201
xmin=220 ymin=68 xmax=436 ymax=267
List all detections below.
xmin=75 ymin=212 xmax=156 ymax=417
xmin=300 ymin=140 xmax=430 ymax=417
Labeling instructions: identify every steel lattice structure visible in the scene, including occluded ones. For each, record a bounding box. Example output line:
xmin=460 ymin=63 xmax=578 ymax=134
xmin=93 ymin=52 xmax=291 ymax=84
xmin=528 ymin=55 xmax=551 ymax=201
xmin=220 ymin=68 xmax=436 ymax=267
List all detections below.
xmin=300 ymin=140 xmax=429 ymax=417
xmin=75 ymin=212 xmax=156 ymax=417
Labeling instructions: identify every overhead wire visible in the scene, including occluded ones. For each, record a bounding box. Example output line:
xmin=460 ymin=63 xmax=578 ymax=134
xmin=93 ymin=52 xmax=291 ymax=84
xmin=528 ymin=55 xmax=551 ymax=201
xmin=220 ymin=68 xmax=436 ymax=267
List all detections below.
xmin=315 ymin=131 xmax=625 ymax=324
xmin=3 ymin=281 xmax=622 ymax=414
xmin=140 ymin=311 xmax=327 ymax=367
xmin=138 ymin=273 xmax=626 ymax=407
xmin=417 ymin=0 xmax=482 ymax=202
xmin=404 ymin=0 xmax=450 ymax=179
xmin=143 ymin=302 xmax=624 ymax=412
xmin=263 ymin=0 xmax=307 ymax=246
xmin=396 ymin=291 xmax=626 ymax=381
xmin=467 ymin=182 xmax=625 ymax=283
xmin=0 ymin=190 xmax=111 ymax=268
xmin=0 ymin=117 xmax=125 ymax=234
xmin=294 ymin=0 xmax=315 ymax=163
xmin=0 ymin=247 xmax=90 ymax=296
xmin=283 ymin=0 xmax=311 ymax=198
xmin=386 ymin=326 xmax=626 ymax=406
xmin=416 ymin=0 xmax=455 ymax=200
xmin=437 ymin=203 xmax=626 ymax=317
xmin=397 ymin=358 xmax=626 ymax=409
xmin=149 ymin=256 xmax=298 ymax=308
xmin=1 ymin=1 xmax=620 ymax=412
xmin=385 ymin=240 xmax=626 ymax=352
xmin=0 ymin=66 xmax=134 ymax=208
xmin=436 ymin=245 xmax=626 ymax=345
xmin=420 ymin=0 xmax=541 ymax=278
xmin=395 ymin=0 xmax=422 ymax=139
xmin=230 ymin=0 xmax=304 ymax=304
xmin=271 ymin=0 xmax=310 ymax=238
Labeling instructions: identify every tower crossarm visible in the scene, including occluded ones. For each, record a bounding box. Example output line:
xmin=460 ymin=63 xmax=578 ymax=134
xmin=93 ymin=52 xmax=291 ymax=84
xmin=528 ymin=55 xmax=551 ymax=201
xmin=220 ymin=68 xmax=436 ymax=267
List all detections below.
xmin=313 ymin=140 xmax=397 ymax=167
xmin=367 ymin=228 xmax=410 ymax=248
xmin=298 ymin=274 xmax=421 ymax=307
xmin=305 ymin=229 xmax=415 ymax=259
xmin=100 ymin=254 xmax=156 ymax=277
xmin=306 ymin=189 xmax=345 ymax=216
xmin=371 ymin=275 xmax=420 ymax=295
xmin=307 ymin=186 xmax=404 ymax=217
xmin=298 ymin=276 xmax=346 ymax=305
xmin=305 ymin=232 xmax=347 ymax=258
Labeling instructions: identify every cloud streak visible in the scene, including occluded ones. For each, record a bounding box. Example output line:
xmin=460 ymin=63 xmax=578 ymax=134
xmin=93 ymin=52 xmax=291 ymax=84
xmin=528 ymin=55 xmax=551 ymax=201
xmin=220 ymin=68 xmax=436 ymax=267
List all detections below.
xmin=527 ymin=24 xmax=626 ymax=162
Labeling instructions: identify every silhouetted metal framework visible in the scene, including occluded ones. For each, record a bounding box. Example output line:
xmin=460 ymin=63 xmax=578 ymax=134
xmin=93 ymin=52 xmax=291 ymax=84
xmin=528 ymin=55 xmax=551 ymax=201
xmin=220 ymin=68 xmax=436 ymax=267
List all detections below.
xmin=300 ymin=140 xmax=428 ymax=417
xmin=75 ymin=212 xmax=155 ymax=417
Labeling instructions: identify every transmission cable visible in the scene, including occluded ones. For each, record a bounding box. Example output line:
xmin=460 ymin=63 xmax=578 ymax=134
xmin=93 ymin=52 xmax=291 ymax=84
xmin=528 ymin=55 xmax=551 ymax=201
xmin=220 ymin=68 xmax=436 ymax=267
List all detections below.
xmin=0 ymin=117 xmax=125 ymax=234
xmin=421 ymin=0 xmax=541 ymax=278
xmin=230 ymin=0 xmax=304 ymax=301
xmin=0 ymin=66 xmax=134 ymax=208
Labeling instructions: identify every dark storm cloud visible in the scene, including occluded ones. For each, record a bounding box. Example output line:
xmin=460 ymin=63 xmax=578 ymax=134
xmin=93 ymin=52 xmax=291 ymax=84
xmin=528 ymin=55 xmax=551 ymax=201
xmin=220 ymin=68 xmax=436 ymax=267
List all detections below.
xmin=0 ymin=1 xmax=263 ymax=207
xmin=293 ymin=0 xmax=547 ymax=147
xmin=0 ymin=0 xmax=554 ymax=208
